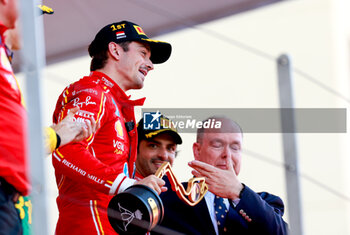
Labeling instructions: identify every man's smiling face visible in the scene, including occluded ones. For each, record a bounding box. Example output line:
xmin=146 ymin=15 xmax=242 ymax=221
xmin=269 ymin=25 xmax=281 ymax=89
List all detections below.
xmin=136 ymin=133 xmax=177 ymax=178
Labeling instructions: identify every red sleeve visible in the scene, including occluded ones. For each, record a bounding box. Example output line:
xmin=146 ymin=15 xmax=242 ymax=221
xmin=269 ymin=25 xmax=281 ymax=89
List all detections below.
xmin=52 ymin=88 xmax=135 ymax=195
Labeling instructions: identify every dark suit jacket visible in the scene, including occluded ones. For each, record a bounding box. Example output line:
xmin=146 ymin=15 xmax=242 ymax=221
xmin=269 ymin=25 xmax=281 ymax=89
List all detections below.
xmin=154 ymin=180 xmax=288 ymax=235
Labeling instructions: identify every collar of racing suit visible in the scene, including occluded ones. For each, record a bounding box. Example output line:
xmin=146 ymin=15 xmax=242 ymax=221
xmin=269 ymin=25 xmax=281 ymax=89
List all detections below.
xmin=134 ymin=170 xmax=144 ymax=181
xmin=0 ymin=22 xmax=7 ymax=44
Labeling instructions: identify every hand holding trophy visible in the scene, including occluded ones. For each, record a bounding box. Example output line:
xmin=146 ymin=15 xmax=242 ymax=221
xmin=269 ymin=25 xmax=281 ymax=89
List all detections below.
xmin=107 ymin=162 xmax=208 ymax=234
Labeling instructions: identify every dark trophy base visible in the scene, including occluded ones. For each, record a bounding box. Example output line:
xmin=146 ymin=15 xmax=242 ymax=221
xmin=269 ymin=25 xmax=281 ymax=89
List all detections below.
xmin=107 ymin=184 xmax=164 ymax=235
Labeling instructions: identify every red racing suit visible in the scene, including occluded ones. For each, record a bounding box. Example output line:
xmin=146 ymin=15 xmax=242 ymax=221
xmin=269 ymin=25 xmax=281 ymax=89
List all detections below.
xmin=0 ymin=23 xmax=29 ymax=196
xmin=52 ymin=71 xmax=145 ymax=235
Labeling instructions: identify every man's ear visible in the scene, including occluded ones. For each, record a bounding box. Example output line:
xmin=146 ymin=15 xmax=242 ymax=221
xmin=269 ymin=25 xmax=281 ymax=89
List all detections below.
xmin=108 ymin=42 xmax=121 ymax=61
xmin=192 ymin=142 xmax=200 ymax=160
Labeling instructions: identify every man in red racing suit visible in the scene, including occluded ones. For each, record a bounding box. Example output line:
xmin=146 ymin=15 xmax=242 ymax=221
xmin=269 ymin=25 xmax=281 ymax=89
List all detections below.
xmin=52 ymin=20 xmax=172 ymax=235
xmin=0 ymin=19 xmax=29 ymax=199
xmin=0 ymin=2 xmax=29 ymax=233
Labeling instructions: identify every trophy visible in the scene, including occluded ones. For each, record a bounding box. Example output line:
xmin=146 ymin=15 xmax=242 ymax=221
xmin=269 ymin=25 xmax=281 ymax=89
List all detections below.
xmin=107 ymin=162 xmax=208 ymax=234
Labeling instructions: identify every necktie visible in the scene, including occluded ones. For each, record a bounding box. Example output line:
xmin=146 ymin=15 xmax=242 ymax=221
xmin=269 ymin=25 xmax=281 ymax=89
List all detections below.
xmin=214 ymin=196 xmax=228 ymax=234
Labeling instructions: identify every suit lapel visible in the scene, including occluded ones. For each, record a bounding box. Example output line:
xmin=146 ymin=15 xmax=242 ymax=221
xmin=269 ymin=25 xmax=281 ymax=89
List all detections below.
xmin=192 ymin=198 xmax=216 ymax=234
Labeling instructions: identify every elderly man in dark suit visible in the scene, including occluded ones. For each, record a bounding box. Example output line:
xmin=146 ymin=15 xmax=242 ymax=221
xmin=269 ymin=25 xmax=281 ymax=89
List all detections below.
xmin=157 ymin=116 xmax=288 ymax=235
